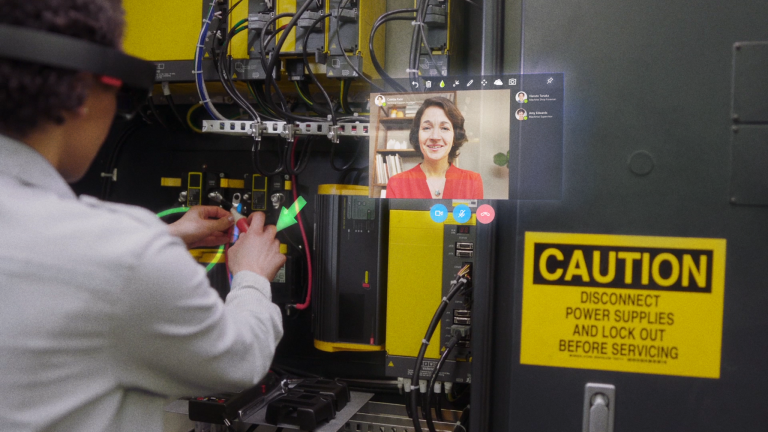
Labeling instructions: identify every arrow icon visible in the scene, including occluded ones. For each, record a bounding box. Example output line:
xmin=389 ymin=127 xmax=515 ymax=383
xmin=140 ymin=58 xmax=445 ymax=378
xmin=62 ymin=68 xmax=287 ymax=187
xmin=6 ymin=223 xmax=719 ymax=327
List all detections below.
xmin=276 ymin=196 xmax=307 ymax=232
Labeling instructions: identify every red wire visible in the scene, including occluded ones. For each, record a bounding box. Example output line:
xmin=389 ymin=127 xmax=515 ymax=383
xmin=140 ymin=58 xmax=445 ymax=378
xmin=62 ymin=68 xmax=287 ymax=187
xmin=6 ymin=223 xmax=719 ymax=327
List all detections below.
xmin=290 ymin=137 xmax=312 ymax=310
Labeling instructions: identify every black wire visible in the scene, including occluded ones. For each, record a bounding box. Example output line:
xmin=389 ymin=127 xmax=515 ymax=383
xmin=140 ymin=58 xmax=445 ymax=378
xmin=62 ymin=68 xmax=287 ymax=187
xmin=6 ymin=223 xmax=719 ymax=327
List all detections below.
xmin=146 ymin=95 xmax=169 ymax=129
xmin=405 ymin=391 xmax=413 ymax=418
xmin=101 ymin=122 xmax=141 ymax=200
xmin=249 ymin=81 xmax=283 ymax=121
xmin=418 ymin=19 xmax=440 ymax=76
xmin=369 ymin=10 xmax=416 ymax=92
xmin=410 ymin=276 xmax=469 ymax=432
xmin=301 ymin=12 xmax=336 ymax=124
xmin=334 ymin=0 xmax=384 ymax=91
xmin=341 ymin=79 xmax=353 ymax=114
xmin=409 ymin=0 xmax=430 ymax=89
xmin=222 ymin=0 xmax=244 ymax=19
xmin=285 ymin=137 xmax=313 ymax=175
xmin=299 ymin=80 xmax=332 ymax=117
xmin=245 ymin=425 xmax=258 ymax=432
xmin=257 ymin=14 xmax=317 ymax=123
xmin=426 ymin=336 xmax=460 ymax=432
xmin=252 ymin=139 xmax=285 ymax=176
xmin=258 ymin=13 xmax=293 ymax=119
xmin=453 ymin=405 xmax=470 ymax=432
xmin=218 ymin=22 xmax=261 ymax=122
xmin=164 ymin=95 xmax=188 ymax=130
xmin=329 ymin=137 xmax=363 ymax=172
xmin=423 ymin=392 xmax=436 ymax=432
xmin=261 ymin=2 xmax=320 ymax=122
xmin=436 ymin=391 xmax=443 ymax=421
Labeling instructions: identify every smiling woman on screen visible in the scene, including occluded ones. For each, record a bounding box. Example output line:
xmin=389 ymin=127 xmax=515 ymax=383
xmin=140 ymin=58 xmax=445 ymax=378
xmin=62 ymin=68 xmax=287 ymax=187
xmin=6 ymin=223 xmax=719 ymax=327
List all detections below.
xmin=386 ymin=97 xmax=483 ymax=199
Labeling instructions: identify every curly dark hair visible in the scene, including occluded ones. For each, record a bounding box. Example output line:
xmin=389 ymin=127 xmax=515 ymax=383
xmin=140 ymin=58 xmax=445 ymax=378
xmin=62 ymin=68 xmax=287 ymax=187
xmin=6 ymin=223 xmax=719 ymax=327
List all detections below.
xmin=0 ymin=0 xmax=124 ymax=138
xmin=408 ymin=97 xmax=468 ymax=164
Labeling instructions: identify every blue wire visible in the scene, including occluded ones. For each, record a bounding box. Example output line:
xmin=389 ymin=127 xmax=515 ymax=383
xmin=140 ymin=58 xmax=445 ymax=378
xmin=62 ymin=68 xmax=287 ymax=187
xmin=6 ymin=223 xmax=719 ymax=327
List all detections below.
xmin=196 ymin=1 xmax=219 ymax=119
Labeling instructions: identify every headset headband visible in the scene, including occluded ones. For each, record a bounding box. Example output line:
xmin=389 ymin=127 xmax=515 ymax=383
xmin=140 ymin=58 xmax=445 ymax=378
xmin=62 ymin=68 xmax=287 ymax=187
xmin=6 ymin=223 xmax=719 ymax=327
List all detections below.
xmin=0 ymin=24 xmax=155 ymax=91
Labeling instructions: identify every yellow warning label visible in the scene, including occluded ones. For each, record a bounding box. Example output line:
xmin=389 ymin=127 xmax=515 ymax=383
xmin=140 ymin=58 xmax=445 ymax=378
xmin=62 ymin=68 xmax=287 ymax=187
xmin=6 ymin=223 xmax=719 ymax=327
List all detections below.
xmin=520 ymin=232 xmax=726 ymax=379
xmin=388 ymin=361 xmax=394 ymax=367
xmin=160 ymin=177 xmax=182 ymax=187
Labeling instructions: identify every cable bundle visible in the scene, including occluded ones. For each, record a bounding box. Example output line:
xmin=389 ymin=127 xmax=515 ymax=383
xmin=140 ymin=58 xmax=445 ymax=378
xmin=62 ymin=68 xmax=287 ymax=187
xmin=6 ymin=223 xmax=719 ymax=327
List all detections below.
xmin=409 ymin=265 xmax=471 ymax=432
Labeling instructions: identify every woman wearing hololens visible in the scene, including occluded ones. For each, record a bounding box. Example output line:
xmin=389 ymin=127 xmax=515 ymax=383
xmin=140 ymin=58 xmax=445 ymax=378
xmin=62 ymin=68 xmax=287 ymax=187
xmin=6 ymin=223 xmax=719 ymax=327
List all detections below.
xmin=386 ymin=97 xmax=483 ymax=199
xmin=0 ymin=1 xmax=285 ymax=430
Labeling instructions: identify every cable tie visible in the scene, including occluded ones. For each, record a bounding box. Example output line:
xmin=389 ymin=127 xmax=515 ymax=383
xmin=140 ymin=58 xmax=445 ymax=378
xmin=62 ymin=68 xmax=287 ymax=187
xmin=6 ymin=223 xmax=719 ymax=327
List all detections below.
xmin=422 ymin=339 xmax=430 ymax=345
xmin=192 ymin=70 xmax=203 ymax=74
xmin=442 ymin=296 xmax=448 ymax=303
xmin=202 ymin=18 xmax=211 ymax=24
xmin=405 ymin=68 xmax=419 ymax=73
xmin=196 ymin=44 xmax=206 ymax=48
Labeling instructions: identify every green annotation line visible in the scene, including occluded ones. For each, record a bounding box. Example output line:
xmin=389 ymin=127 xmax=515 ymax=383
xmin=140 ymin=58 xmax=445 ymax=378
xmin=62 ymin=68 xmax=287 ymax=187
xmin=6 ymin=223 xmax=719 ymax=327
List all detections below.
xmin=156 ymin=206 xmax=222 ymax=272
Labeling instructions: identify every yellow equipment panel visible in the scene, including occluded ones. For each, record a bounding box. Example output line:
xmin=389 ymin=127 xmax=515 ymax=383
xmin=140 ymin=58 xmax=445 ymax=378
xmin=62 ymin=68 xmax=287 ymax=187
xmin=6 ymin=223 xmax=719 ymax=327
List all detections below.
xmin=386 ymin=210 xmax=445 ymax=360
xmin=123 ymin=0 xmax=201 ymax=61
xmin=386 ymin=210 xmax=476 ymax=360
xmin=124 ymin=0 xmax=250 ymax=62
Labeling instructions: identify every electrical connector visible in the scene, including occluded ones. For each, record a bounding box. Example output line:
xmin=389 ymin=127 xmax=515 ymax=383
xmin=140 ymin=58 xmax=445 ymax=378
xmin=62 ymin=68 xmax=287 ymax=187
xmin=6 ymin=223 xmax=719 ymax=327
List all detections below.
xmin=434 ymin=381 xmax=442 ymax=394
xmin=453 ymin=316 xmax=471 ymax=325
xmin=451 ymin=325 xmax=471 ymax=339
xmin=404 ymin=380 xmax=412 ymax=393
xmin=397 ymin=377 xmax=404 ymax=394
xmin=419 ymin=379 xmax=428 ymax=393
xmin=443 ymin=381 xmax=453 ymax=395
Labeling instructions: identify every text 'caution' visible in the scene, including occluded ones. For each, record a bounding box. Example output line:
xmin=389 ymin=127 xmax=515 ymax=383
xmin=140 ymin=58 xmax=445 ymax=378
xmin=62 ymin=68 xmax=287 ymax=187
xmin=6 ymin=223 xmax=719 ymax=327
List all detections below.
xmin=520 ymin=232 xmax=726 ymax=379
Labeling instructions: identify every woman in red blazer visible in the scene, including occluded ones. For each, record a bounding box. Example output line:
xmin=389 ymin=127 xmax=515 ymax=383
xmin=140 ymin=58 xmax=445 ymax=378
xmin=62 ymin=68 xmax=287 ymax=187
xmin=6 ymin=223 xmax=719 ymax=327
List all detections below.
xmin=386 ymin=97 xmax=483 ymax=199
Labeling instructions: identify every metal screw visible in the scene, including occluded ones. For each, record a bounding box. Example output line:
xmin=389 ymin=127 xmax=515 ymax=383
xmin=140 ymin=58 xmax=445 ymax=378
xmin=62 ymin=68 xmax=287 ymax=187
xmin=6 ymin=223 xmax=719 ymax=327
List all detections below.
xmin=732 ymin=126 xmax=739 ymax=133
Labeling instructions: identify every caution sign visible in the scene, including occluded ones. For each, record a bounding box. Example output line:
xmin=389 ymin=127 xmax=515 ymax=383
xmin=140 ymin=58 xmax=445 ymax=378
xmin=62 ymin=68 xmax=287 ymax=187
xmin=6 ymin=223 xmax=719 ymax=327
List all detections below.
xmin=520 ymin=232 xmax=726 ymax=379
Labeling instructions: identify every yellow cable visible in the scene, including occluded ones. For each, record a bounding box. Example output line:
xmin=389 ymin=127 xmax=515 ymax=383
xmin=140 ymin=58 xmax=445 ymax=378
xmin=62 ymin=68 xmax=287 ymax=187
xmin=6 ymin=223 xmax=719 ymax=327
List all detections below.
xmin=186 ymin=103 xmax=204 ymax=133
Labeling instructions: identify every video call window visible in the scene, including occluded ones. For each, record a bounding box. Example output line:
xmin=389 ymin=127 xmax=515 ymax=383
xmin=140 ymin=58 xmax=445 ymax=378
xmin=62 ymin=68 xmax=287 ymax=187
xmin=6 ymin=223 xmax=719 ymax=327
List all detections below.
xmin=369 ymin=89 xmax=511 ymax=200
xmin=367 ymin=74 xmax=564 ymax=201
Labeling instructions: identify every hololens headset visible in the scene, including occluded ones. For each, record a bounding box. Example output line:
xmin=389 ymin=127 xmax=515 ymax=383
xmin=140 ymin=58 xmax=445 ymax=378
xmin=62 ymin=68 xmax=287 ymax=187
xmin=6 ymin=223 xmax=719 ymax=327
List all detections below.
xmin=0 ymin=24 xmax=156 ymax=118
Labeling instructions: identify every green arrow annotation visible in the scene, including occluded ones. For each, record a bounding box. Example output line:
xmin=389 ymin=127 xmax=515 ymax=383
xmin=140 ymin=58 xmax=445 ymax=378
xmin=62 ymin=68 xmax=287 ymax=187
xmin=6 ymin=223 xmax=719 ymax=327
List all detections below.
xmin=276 ymin=196 xmax=307 ymax=232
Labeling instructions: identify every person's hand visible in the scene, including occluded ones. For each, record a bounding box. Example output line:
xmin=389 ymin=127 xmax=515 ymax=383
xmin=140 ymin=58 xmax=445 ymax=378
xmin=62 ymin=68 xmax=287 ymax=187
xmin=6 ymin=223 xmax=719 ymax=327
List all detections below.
xmin=167 ymin=206 xmax=233 ymax=249
xmin=228 ymin=212 xmax=286 ymax=280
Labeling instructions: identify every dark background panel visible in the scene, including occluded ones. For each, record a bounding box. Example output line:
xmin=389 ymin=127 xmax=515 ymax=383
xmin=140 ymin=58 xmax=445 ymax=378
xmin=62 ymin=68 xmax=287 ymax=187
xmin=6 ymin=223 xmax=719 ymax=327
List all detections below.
xmin=494 ymin=0 xmax=768 ymax=430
